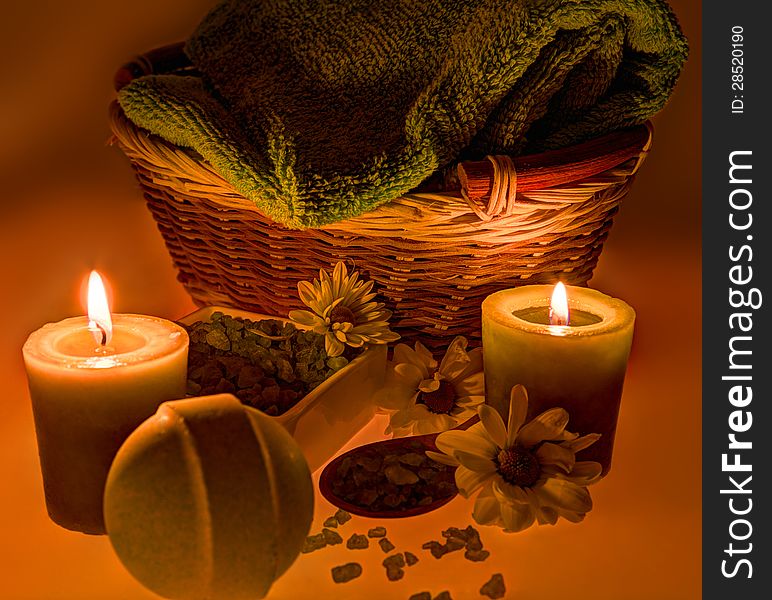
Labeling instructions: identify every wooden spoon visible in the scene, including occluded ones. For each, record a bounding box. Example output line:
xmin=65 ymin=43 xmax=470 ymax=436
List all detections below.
xmin=319 ymin=416 xmax=479 ymax=519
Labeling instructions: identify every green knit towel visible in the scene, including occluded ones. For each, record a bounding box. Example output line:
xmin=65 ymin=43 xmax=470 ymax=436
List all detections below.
xmin=119 ymin=0 xmax=687 ymax=229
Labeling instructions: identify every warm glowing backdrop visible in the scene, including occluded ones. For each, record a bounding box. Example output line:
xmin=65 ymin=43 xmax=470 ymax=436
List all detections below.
xmin=0 ymin=1 xmax=700 ymax=598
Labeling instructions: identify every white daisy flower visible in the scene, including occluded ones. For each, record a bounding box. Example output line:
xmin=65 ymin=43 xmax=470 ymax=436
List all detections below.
xmin=289 ymin=262 xmax=400 ymax=357
xmin=427 ymin=385 xmax=602 ymax=532
xmin=382 ymin=337 xmax=485 ymax=436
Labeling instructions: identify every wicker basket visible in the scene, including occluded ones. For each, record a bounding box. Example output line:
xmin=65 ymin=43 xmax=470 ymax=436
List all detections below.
xmin=110 ymin=43 xmax=652 ymax=349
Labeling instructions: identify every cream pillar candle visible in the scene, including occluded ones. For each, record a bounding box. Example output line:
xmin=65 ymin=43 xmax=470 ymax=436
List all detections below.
xmin=482 ymin=284 xmax=634 ymax=474
xmin=22 ymin=272 xmax=188 ymax=534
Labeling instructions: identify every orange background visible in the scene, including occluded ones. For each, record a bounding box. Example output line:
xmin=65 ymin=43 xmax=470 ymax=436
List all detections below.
xmin=0 ymin=1 xmax=701 ymax=598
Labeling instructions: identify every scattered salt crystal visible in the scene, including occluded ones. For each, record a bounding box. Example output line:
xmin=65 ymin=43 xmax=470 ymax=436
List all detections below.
xmin=323 ymin=516 xmax=338 ymax=528
xmin=367 ymin=526 xmax=387 ymax=538
xmin=480 ymin=574 xmax=506 ymax=599
xmin=464 ymin=549 xmax=490 ymax=562
xmin=379 ymin=538 xmax=396 ymax=553
xmin=301 ymin=533 xmax=326 ymax=554
xmin=346 ymin=533 xmax=369 ymax=550
xmin=334 ymin=508 xmax=352 ymax=525
xmin=322 ymin=528 xmax=343 ymax=545
xmin=331 ymin=563 xmax=362 ymax=584
xmin=382 ymin=553 xmax=405 ymax=569
xmin=445 ymin=536 xmax=466 ymax=552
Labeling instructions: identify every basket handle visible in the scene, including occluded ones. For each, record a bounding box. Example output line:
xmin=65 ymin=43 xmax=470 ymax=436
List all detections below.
xmin=113 ymin=42 xmax=191 ymax=91
xmin=456 ymin=124 xmax=652 ymax=220
xmin=458 ymin=155 xmax=518 ymax=220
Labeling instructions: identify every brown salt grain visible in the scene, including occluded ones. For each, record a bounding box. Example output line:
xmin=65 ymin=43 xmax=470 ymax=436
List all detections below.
xmin=346 ymin=533 xmax=369 ymax=550
xmin=464 ymin=549 xmax=490 ymax=562
xmin=301 ymin=533 xmax=326 ymax=554
xmin=367 ymin=526 xmax=387 ymax=538
xmin=480 ymin=573 xmax=506 ymax=599
xmin=322 ymin=528 xmax=343 ymax=545
xmin=335 ymin=508 xmax=352 ymax=525
xmin=323 ymin=516 xmax=338 ymax=528
xmin=331 ymin=562 xmax=362 ymax=584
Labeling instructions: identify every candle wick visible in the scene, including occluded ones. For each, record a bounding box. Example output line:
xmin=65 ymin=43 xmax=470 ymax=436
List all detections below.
xmin=96 ymin=323 xmax=107 ymax=347
xmin=549 ymin=308 xmax=568 ymax=326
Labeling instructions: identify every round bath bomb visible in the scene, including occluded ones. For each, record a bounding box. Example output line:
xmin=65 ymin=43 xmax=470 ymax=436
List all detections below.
xmin=104 ymin=393 xmax=314 ymax=600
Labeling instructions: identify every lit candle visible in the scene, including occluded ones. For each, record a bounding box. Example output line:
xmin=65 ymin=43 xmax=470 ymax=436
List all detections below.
xmin=482 ymin=284 xmax=635 ymax=474
xmin=22 ymin=271 xmax=189 ymax=534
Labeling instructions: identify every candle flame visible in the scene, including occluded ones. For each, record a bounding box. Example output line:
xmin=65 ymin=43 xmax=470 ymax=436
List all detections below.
xmin=549 ymin=282 xmax=569 ymax=326
xmin=87 ymin=271 xmax=113 ymax=346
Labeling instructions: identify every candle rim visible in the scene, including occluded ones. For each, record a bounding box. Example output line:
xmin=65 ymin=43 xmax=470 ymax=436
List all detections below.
xmin=512 ymin=306 xmax=603 ymax=327
xmin=482 ymin=285 xmax=635 ymax=337
xmin=23 ymin=314 xmax=189 ymax=369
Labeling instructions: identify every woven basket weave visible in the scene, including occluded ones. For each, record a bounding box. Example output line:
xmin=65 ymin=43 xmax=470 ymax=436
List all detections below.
xmin=110 ymin=44 xmax=652 ymax=349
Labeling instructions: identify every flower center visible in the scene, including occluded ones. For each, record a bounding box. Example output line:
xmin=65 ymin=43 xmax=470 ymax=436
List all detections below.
xmin=329 ymin=305 xmax=357 ymax=326
xmin=497 ymin=447 xmax=540 ymax=487
xmin=420 ymin=380 xmax=456 ymax=414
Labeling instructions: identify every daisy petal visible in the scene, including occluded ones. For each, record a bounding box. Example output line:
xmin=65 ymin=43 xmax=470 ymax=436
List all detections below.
xmin=456 ymin=347 xmax=484 ymax=382
xmin=555 ymin=508 xmax=586 ymax=523
xmin=352 ymin=320 xmax=392 ymax=332
xmin=389 ymin=405 xmax=430 ymax=431
xmin=391 ymin=343 xmax=414 ymax=364
xmin=378 ymin=392 xmax=418 ymax=412
xmin=454 ymin=451 xmax=497 ymax=474
xmin=453 ymin=395 xmax=485 ymax=412
xmin=297 ymin=281 xmax=319 ymax=309
xmin=343 ymin=333 xmax=366 ymax=346
xmin=414 ymin=414 xmax=456 ymax=435
xmin=506 ymin=385 xmax=529 ymax=447
xmin=535 ymin=442 xmax=576 ymax=473
xmin=473 ymin=486 xmax=502 ymax=526
xmin=335 ymin=322 xmax=354 ymax=333
xmin=562 ymin=433 xmax=602 ymax=454
xmin=455 ymin=466 xmax=494 ymax=497
xmin=536 ymin=478 xmax=593 ymax=514
xmin=332 ymin=262 xmax=347 ymax=291
xmin=563 ymin=461 xmax=603 ymax=486
xmin=289 ymin=309 xmax=324 ymax=328
xmin=492 ymin=477 xmax=531 ymax=505
xmin=414 ymin=342 xmax=438 ymax=370
xmin=393 ymin=345 xmax=432 ymax=379
xmin=437 ymin=337 xmax=472 ymax=381
xmin=393 ymin=363 xmax=425 ymax=387
xmin=378 ymin=376 xmax=419 ymax=411
xmin=425 ymin=451 xmax=459 ymax=467
xmin=418 ymin=378 xmax=441 ymax=393
xmin=478 ymin=404 xmax=507 ymax=449
xmin=500 ymin=501 xmax=536 ymax=532
xmin=324 ymin=333 xmax=345 ymax=357
xmin=537 ymin=506 xmax=559 ymax=525
xmin=435 ymin=428 xmax=497 ymax=460
xmin=378 ymin=330 xmax=401 ymax=342
xmin=517 ymin=407 xmax=570 ymax=447
xmin=454 ymin=371 xmax=485 ymax=397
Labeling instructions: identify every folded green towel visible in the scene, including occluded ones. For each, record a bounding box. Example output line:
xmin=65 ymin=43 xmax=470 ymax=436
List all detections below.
xmin=119 ymin=0 xmax=687 ymax=229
